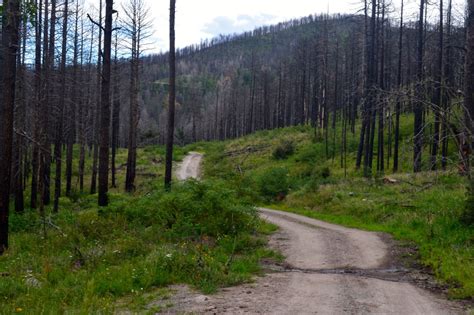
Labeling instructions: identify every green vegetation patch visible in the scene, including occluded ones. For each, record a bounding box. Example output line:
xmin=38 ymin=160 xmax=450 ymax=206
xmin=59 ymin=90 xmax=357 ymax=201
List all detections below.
xmin=0 ymin=179 xmax=278 ymax=313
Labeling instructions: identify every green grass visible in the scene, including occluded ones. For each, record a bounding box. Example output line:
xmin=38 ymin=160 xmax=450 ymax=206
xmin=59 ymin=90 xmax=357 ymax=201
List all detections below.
xmin=199 ymin=115 xmax=474 ymax=300
xmin=0 ymin=146 xmax=279 ymax=313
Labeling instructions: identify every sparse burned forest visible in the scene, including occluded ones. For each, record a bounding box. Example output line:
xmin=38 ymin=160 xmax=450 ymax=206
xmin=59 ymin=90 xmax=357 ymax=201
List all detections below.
xmin=0 ymin=0 xmax=473 ymax=313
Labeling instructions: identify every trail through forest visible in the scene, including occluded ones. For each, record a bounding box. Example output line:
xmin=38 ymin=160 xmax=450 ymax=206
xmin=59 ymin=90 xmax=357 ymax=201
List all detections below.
xmin=160 ymin=154 xmax=465 ymax=314
xmin=176 ymin=152 xmax=203 ymax=181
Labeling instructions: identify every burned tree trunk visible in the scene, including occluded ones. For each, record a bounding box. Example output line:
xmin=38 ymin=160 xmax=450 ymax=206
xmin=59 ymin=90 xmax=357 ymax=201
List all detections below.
xmin=164 ymin=0 xmax=176 ymax=189
xmin=0 ymin=0 xmax=21 ymax=254
xmin=98 ymin=0 xmax=114 ymax=206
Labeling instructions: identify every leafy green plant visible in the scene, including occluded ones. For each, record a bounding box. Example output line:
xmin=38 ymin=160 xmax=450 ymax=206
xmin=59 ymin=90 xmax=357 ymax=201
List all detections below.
xmin=462 ymin=179 xmax=474 ymax=225
xmin=1 ymin=174 xmax=276 ymax=313
xmin=256 ymin=167 xmax=290 ymax=201
xmin=272 ymin=140 xmax=295 ymax=160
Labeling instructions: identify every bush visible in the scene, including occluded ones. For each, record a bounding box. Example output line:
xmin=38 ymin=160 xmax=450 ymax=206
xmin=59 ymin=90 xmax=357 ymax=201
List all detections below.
xmin=314 ymin=166 xmax=331 ymax=179
xmin=462 ymin=180 xmax=474 ymax=225
xmin=272 ymin=140 xmax=295 ymax=160
xmin=256 ymin=168 xmax=290 ymax=201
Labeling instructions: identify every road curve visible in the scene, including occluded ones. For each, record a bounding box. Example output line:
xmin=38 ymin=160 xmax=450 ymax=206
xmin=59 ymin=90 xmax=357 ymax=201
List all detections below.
xmin=164 ymin=153 xmax=465 ymax=314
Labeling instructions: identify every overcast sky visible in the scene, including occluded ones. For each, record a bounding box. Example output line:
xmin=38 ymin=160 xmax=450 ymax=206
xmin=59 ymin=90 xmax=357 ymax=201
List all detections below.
xmin=87 ymin=0 xmax=466 ymax=53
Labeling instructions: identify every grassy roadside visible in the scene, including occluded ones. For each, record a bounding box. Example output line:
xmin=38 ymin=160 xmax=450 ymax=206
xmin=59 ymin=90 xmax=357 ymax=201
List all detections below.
xmin=195 ymin=120 xmax=473 ymax=300
xmin=0 ymin=146 xmax=279 ymax=313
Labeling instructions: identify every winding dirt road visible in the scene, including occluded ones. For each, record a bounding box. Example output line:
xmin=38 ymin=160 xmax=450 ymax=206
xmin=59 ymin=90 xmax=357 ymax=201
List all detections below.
xmin=165 ymin=153 xmax=465 ymax=314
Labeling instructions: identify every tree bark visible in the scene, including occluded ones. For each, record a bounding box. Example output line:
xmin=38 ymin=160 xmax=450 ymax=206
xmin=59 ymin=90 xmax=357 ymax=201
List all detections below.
xmin=0 ymin=0 xmax=21 ymax=254
xmin=394 ymin=0 xmax=404 ymax=172
xmin=53 ymin=0 xmax=69 ymax=213
xmin=112 ymin=30 xmax=121 ymax=188
xmin=431 ymin=0 xmax=444 ymax=171
xmin=413 ymin=0 xmax=425 ymax=173
xmin=98 ymin=0 xmax=114 ymax=206
xmin=164 ymin=0 xmax=176 ymax=190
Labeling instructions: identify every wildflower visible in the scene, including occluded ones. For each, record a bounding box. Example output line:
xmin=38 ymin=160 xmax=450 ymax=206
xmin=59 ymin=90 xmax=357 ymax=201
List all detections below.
xmin=165 ymin=253 xmax=172 ymax=259
xmin=15 ymin=307 xmax=23 ymax=313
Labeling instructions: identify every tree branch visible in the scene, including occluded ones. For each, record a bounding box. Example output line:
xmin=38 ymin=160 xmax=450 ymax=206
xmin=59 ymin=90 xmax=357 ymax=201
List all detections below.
xmin=87 ymin=13 xmax=105 ymax=31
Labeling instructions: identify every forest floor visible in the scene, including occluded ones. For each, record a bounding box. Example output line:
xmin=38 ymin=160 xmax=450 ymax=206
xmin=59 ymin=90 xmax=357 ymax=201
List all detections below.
xmin=158 ymin=152 xmax=469 ymax=314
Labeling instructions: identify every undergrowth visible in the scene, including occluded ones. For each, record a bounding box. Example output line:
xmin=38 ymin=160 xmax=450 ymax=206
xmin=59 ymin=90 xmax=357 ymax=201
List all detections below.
xmin=0 ymin=147 xmax=279 ymax=313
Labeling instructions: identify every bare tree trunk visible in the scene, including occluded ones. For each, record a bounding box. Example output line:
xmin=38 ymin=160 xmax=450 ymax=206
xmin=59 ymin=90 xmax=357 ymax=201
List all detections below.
xmin=441 ymin=0 xmax=453 ymax=170
xmin=98 ymin=0 xmax=114 ymax=206
xmin=0 ymin=0 xmax=21 ymax=254
xmin=80 ymin=21 xmax=94 ymax=192
xmin=125 ymin=2 xmax=139 ymax=192
xmin=53 ymin=0 xmax=69 ymax=213
xmin=363 ymin=0 xmax=378 ymax=177
xmin=414 ymin=0 xmax=425 ymax=173
xmin=377 ymin=0 xmax=386 ymax=173
xmin=66 ymin=0 xmax=79 ymax=197
xmin=31 ymin=0 xmax=43 ymax=210
xmin=111 ymin=30 xmax=121 ymax=188
xmin=14 ymin=14 xmax=27 ymax=213
xmin=42 ymin=0 xmax=57 ymax=207
xmin=90 ymin=0 xmax=103 ymax=195
xmin=164 ymin=0 xmax=176 ymax=189
xmin=394 ymin=0 xmax=404 ymax=172
xmin=431 ymin=0 xmax=444 ymax=171
xmin=464 ymin=0 xmax=474 ymax=223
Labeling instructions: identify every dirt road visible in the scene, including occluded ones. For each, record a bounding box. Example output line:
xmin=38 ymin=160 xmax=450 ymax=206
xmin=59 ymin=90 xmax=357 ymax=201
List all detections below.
xmin=176 ymin=152 xmax=203 ymax=180
xmin=164 ymin=153 xmax=465 ymax=314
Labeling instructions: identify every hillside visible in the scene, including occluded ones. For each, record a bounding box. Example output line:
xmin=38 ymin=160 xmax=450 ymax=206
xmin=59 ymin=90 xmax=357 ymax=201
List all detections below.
xmin=135 ymin=12 xmax=465 ymax=147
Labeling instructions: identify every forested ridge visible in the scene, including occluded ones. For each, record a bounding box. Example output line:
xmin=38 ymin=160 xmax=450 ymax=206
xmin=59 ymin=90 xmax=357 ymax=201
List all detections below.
xmin=0 ymin=0 xmax=473 ymax=311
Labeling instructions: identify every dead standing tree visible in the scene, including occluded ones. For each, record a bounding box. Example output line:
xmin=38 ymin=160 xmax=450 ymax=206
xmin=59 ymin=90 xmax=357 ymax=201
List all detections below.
xmin=164 ymin=0 xmax=176 ymax=190
xmin=98 ymin=0 xmax=114 ymax=206
xmin=463 ymin=0 xmax=474 ymax=224
xmin=122 ymin=0 xmax=152 ymax=192
xmin=0 ymin=0 xmax=21 ymax=254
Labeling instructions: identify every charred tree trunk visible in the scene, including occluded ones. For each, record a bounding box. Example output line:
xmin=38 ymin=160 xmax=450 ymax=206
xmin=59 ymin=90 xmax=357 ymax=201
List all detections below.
xmin=31 ymin=0 xmax=43 ymax=209
xmin=111 ymin=31 xmax=121 ymax=188
xmin=164 ymin=0 xmax=176 ymax=189
xmin=464 ymin=0 xmax=474 ymax=222
xmin=53 ymin=0 xmax=69 ymax=213
xmin=98 ymin=0 xmax=114 ymax=206
xmin=66 ymin=0 xmax=79 ymax=197
xmin=413 ymin=0 xmax=425 ymax=173
xmin=90 ymin=0 xmax=103 ymax=195
xmin=394 ymin=0 xmax=404 ymax=172
xmin=0 ymin=0 xmax=21 ymax=254
xmin=13 ymin=15 xmax=27 ymax=213
xmin=431 ymin=0 xmax=444 ymax=171
xmin=441 ymin=0 xmax=453 ymax=170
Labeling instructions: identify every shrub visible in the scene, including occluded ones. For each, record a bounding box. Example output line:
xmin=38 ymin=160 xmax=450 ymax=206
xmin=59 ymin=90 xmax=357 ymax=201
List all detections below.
xmin=256 ymin=167 xmax=290 ymax=201
xmin=158 ymin=180 xmax=257 ymax=238
xmin=462 ymin=180 xmax=474 ymax=225
xmin=315 ymin=166 xmax=331 ymax=179
xmin=272 ymin=140 xmax=295 ymax=160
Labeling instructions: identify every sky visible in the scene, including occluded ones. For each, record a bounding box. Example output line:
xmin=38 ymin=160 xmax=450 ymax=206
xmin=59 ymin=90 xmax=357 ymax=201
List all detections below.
xmin=89 ymin=0 xmax=466 ymax=53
